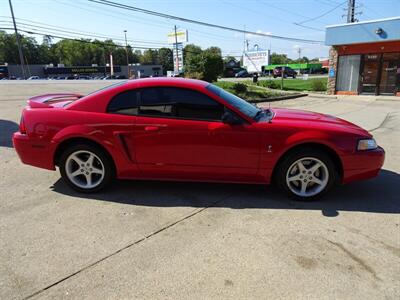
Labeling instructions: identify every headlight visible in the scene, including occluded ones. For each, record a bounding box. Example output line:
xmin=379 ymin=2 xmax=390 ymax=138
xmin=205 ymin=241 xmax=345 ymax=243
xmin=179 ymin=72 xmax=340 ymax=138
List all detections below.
xmin=357 ymin=138 xmax=378 ymax=151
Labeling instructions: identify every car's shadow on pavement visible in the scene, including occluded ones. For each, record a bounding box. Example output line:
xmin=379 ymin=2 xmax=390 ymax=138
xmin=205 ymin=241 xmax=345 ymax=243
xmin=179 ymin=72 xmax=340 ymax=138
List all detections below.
xmin=51 ymin=169 xmax=400 ymax=217
xmin=0 ymin=119 xmax=18 ymax=148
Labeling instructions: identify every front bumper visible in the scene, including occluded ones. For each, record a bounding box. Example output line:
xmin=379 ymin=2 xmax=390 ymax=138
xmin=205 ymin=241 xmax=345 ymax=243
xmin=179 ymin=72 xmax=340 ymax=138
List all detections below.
xmin=342 ymin=146 xmax=385 ymax=184
xmin=13 ymin=132 xmax=55 ymax=170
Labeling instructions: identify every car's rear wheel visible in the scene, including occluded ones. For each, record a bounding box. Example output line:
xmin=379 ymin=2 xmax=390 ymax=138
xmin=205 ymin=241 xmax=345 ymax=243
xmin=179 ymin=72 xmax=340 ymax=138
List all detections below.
xmin=275 ymin=148 xmax=338 ymax=200
xmin=59 ymin=144 xmax=114 ymax=192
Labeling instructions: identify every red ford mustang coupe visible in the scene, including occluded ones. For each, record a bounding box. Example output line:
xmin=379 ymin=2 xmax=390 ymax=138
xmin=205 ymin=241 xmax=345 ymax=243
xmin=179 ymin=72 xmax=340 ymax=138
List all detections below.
xmin=13 ymin=78 xmax=385 ymax=200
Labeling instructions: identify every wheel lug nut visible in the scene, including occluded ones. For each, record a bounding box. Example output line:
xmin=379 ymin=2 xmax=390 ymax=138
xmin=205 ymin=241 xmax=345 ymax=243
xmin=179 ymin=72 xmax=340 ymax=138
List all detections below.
xmin=86 ymin=172 xmax=89 ymax=175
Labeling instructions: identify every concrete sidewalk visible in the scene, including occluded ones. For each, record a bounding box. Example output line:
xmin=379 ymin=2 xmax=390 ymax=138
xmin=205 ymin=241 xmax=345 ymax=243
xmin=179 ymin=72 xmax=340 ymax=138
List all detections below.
xmin=259 ymin=94 xmax=397 ymax=132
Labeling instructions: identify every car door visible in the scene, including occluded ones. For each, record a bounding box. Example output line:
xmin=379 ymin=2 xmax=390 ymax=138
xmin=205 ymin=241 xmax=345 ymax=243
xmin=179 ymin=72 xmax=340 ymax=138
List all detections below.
xmin=132 ymin=86 xmax=262 ymax=181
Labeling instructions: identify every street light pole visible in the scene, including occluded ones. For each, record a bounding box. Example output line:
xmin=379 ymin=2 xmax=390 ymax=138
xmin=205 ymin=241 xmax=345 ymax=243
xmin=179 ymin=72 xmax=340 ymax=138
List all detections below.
xmin=8 ymin=0 xmax=26 ymax=79
xmin=124 ymin=30 xmax=130 ymax=78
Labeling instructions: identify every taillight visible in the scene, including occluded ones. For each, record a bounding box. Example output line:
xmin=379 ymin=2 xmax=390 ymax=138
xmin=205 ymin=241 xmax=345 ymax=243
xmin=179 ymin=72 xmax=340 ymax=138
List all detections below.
xmin=19 ymin=116 xmax=26 ymax=134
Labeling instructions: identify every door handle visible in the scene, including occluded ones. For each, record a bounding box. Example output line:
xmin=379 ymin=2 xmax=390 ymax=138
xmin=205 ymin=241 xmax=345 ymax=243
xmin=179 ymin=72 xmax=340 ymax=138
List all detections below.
xmin=144 ymin=126 xmax=160 ymax=132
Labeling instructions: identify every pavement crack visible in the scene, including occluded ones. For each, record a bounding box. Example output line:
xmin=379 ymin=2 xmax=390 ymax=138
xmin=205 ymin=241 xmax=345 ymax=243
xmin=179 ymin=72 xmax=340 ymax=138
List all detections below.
xmin=22 ymin=194 xmax=232 ymax=300
xmin=326 ymin=239 xmax=381 ymax=281
xmin=369 ymin=112 xmax=391 ymax=132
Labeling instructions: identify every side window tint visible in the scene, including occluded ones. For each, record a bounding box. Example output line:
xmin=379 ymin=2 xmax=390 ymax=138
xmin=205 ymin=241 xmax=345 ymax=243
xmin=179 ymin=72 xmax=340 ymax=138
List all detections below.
xmin=139 ymin=87 xmax=224 ymax=121
xmin=139 ymin=88 xmax=173 ymax=117
xmin=107 ymin=90 xmax=138 ymax=115
xmin=165 ymin=88 xmax=224 ymax=121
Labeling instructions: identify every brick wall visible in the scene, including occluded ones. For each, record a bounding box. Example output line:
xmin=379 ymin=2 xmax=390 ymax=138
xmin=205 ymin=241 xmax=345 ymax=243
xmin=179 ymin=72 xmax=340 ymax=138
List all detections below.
xmin=327 ymin=47 xmax=338 ymax=95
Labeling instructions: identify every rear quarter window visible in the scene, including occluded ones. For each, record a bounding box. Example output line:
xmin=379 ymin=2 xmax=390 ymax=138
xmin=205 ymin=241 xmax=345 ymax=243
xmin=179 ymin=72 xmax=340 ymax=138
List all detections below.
xmin=107 ymin=90 xmax=139 ymax=115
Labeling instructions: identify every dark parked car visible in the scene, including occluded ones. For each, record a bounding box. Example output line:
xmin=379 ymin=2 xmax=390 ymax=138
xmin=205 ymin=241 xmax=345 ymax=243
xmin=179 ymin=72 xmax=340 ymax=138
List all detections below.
xmin=235 ymin=70 xmax=252 ymax=78
xmin=273 ymin=67 xmax=297 ymax=78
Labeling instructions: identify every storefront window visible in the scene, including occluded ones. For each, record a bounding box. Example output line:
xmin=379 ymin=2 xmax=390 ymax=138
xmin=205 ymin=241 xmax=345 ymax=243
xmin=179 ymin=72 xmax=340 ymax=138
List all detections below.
xmin=361 ymin=54 xmax=380 ymax=94
xmin=379 ymin=52 xmax=400 ymax=95
xmin=336 ymin=55 xmax=361 ymax=92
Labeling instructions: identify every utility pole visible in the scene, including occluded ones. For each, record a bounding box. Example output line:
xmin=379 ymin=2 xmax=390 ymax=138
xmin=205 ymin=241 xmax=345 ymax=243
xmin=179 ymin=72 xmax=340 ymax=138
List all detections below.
xmin=174 ymin=25 xmax=179 ymax=74
xmin=347 ymin=0 xmax=356 ymax=23
xmin=8 ymin=0 xmax=26 ymax=79
xmin=124 ymin=30 xmax=130 ymax=78
xmin=110 ymin=53 xmax=114 ymax=77
xmin=297 ymin=47 xmax=301 ymax=60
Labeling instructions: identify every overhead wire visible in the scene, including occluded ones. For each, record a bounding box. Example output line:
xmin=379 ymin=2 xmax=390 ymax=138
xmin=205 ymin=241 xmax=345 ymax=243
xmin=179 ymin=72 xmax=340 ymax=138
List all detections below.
xmin=86 ymin=0 xmax=324 ymax=44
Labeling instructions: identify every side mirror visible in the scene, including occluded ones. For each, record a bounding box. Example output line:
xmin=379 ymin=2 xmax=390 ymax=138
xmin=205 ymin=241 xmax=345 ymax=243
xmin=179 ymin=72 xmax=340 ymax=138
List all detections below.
xmin=221 ymin=110 xmax=243 ymax=125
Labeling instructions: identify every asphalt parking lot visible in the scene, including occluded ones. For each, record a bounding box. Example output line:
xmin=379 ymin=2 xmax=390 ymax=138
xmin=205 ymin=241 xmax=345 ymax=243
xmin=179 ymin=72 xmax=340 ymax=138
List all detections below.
xmin=1 ymin=81 xmax=399 ymax=299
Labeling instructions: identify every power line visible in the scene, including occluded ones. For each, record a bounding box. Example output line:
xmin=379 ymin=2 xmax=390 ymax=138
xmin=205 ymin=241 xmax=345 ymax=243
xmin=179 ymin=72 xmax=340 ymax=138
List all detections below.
xmin=54 ymin=1 xmax=243 ymax=43
xmin=0 ymin=27 xmax=212 ymax=57
xmin=257 ymin=0 xmax=328 ymax=25
xmin=0 ymin=17 xmax=170 ymax=46
xmin=220 ymin=0 xmax=324 ymax=32
xmin=0 ymin=27 xmax=166 ymax=50
xmin=296 ymin=1 xmax=347 ymax=25
xmin=87 ymin=0 xmax=323 ymax=44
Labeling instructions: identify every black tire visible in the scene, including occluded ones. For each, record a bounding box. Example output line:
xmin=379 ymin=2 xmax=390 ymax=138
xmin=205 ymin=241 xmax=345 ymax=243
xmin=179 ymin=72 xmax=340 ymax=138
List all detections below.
xmin=293 ymin=74 xmax=296 ymax=79
xmin=59 ymin=143 xmax=115 ymax=193
xmin=274 ymin=147 xmax=339 ymax=201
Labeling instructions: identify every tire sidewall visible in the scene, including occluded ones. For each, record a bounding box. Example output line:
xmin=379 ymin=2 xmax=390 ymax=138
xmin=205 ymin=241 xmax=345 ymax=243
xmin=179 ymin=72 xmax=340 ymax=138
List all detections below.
xmin=59 ymin=144 xmax=114 ymax=193
xmin=276 ymin=149 xmax=338 ymax=201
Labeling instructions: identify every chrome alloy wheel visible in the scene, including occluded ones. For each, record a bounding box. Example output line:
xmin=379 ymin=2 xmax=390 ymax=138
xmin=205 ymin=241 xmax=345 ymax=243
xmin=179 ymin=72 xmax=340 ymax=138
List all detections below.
xmin=286 ymin=157 xmax=329 ymax=198
xmin=65 ymin=150 xmax=105 ymax=189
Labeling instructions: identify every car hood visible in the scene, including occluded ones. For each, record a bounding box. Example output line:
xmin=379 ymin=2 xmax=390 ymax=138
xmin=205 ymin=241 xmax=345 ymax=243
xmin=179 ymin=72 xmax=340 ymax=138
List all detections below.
xmin=271 ymin=108 xmax=371 ymax=136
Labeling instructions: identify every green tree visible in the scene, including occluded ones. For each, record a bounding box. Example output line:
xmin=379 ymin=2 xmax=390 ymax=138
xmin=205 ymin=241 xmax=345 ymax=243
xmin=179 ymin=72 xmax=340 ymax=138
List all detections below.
xmin=140 ymin=49 xmax=158 ymax=64
xmin=203 ymin=46 xmax=223 ymax=82
xmin=157 ymin=47 xmax=173 ymax=74
xmin=270 ymin=52 xmax=289 ymax=65
xmin=183 ymin=44 xmax=204 ymax=79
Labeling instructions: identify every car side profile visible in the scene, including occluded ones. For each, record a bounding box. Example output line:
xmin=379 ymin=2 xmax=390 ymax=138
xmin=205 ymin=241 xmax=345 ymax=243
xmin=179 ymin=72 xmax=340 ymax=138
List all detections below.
xmin=13 ymin=78 xmax=385 ymax=200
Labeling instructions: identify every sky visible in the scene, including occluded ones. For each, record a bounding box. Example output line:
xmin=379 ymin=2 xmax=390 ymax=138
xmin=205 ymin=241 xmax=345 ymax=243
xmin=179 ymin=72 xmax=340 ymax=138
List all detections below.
xmin=0 ymin=0 xmax=399 ymax=59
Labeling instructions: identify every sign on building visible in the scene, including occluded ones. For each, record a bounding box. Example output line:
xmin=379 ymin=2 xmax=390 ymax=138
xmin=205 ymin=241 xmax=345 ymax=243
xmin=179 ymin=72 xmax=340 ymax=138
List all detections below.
xmin=243 ymin=49 xmax=270 ymax=73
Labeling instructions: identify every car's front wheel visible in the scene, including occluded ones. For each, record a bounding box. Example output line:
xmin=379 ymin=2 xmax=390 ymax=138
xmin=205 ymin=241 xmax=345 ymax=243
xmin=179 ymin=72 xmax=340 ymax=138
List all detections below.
xmin=275 ymin=148 xmax=338 ymax=200
xmin=59 ymin=144 xmax=114 ymax=192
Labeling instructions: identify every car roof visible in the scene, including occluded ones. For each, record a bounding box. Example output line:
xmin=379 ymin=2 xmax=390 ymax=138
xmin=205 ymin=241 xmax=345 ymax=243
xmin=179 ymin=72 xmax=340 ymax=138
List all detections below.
xmin=123 ymin=77 xmax=210 ymax=89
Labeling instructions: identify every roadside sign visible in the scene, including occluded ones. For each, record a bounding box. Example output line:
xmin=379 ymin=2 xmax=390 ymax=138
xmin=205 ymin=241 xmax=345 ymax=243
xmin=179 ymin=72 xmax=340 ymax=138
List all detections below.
xmin=167 ymin=30 xmax=188 ymax=44
xmin=243 ymin=49 xmax=270 ymax=73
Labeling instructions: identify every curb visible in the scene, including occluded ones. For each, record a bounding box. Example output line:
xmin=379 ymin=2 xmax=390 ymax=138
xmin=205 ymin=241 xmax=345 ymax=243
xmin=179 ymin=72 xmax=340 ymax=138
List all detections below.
xmin=306 ymin=93 xmax=337 ymax=99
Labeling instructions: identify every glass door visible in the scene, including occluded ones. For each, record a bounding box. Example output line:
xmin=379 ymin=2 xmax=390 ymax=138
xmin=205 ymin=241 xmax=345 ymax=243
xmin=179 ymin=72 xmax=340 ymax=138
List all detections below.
xmin=379 ymin=52 xmax=400 ymax=95
xmin=361 ymin=54 xmax=380 ymax=94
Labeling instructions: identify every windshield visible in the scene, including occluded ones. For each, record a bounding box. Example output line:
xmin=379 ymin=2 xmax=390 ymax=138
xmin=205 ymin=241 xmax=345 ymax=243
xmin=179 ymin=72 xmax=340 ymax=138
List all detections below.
xmin=206 ymin=83 xmax=260 ymax=119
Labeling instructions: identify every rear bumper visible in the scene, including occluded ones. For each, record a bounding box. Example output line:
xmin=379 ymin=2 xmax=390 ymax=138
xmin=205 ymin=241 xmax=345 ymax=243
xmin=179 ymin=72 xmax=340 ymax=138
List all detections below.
xmin=342 ymin=146 xmax=385 ymax=184
xmin=13 ymin=132 xmax=55 ymax=170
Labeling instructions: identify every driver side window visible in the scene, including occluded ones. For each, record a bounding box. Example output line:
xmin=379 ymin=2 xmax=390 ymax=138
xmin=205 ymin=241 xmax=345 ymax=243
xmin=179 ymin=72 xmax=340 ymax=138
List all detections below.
xmin=139 ymin=87 xmax=225 ymax=121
